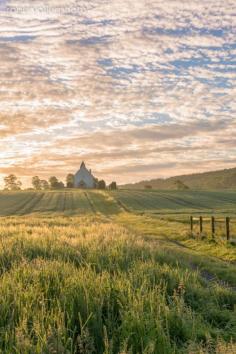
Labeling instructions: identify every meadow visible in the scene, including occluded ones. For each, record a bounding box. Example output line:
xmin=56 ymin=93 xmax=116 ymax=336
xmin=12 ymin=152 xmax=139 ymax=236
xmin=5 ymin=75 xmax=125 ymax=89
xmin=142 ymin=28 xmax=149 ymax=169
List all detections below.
xmin=0 ymin=190 xmax=235 ymax=353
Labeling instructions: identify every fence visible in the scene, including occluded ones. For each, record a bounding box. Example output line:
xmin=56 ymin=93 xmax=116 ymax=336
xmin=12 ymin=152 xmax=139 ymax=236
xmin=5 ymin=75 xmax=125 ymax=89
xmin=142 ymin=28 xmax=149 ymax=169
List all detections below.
xmin=190 ymin=216 xmax=232 ymax=241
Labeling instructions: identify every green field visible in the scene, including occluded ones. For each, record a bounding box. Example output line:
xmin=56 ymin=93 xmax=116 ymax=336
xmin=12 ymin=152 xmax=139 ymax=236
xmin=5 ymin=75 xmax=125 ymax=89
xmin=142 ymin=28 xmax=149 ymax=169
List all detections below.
xmin=0 ymin=190 xmax=235 ymax=353
xmin=1 ymin=189 xmax=236 ymax=216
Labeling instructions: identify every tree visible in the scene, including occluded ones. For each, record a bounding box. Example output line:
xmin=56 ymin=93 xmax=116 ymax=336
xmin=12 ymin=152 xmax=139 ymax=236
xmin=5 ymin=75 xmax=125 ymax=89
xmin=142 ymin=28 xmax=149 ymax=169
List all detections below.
xmin=174 ymin=180 xmax=189 ymax=190
xmin=66 ymin=174 xmax=74 ymax=188
xmin=32 ymin=177 xmax=50 ymax=190
xmin=98 ymin=180 xmax=106 ymax=190
xmin=32 ymin=176 xmax=41 ymax=190
xmin=4 ymin=174 xmax=22 ymax=191
xmin=49 ymin=176 xmax=64 ymax=190
xmin=57 ymin=181 xmax=65 ymax=189
xmin=94 ymin=178 xmax=99 ymax=188
xmin=40 ymin=180 xmax=50 ymax=190
xmin=49 ymin=176 xmax=59 ymax=189
xmin=109 ymin=181 xmax=117 ymax=190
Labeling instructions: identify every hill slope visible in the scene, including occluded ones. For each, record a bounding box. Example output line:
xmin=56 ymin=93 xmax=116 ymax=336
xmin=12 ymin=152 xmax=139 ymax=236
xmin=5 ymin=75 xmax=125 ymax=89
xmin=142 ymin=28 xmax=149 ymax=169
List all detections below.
xmin=122 ymin=167 xmax=236 ymax=190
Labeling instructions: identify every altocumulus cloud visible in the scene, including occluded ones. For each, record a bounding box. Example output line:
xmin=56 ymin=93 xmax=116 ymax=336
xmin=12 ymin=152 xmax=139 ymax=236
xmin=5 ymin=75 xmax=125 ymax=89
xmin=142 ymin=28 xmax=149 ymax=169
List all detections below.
xmin=0 ymin=0 xmax=235 ymax=186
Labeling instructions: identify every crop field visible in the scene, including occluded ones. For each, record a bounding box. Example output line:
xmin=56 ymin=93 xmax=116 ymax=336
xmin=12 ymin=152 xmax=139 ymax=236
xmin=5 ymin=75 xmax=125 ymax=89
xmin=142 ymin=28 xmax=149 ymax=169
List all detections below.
xmin=0 ymin=189 xmax=236 ymax=216
xmin=0 ymin=190 xmax=235 ymax=353
xmin=112 ymin=190 xmax=236 ymax=215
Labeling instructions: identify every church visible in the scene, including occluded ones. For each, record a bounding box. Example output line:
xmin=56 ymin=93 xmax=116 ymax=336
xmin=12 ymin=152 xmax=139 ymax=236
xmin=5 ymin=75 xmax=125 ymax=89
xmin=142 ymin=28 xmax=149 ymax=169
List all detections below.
xmin=74 ymin=162 xmax=97 ymax=189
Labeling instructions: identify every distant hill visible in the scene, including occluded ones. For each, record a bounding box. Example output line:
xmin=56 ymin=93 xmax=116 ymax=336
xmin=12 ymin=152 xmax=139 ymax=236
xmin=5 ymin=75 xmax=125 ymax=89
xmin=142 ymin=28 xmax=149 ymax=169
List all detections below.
xmin=122 ymin=167 xmax=236 ymax=190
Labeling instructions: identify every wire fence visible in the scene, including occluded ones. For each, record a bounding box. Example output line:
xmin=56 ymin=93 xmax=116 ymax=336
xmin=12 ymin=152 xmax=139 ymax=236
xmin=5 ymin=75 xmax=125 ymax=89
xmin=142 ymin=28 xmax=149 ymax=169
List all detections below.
xmin=189 ymin=216 xmax=236 ymax=242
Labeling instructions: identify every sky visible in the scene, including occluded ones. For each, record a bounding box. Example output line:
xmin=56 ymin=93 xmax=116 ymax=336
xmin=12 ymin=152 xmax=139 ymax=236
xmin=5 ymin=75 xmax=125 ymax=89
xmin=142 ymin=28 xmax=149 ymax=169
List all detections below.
xmin=0 ymin=0 xmax=236 ymax=187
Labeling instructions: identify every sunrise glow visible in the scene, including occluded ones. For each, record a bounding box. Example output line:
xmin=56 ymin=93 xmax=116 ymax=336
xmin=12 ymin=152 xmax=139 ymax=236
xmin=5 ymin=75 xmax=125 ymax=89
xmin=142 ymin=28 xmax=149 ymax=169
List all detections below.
xmin=0 ymin=0 xmax=235 ymax=187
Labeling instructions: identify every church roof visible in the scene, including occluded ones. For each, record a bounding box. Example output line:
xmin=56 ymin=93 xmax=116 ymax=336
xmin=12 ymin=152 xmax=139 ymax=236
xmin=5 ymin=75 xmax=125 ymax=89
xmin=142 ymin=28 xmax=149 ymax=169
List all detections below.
xmin=74 ymin=162 xmax=96 ymax=188
xmin=75 ymin=162 xmax=94 ymax=178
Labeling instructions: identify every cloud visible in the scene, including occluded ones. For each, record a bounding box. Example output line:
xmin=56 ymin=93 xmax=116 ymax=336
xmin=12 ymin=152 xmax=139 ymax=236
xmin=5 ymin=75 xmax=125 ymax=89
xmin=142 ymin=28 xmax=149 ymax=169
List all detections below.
xmin=0 ymin=0 xmax=235 ymax=186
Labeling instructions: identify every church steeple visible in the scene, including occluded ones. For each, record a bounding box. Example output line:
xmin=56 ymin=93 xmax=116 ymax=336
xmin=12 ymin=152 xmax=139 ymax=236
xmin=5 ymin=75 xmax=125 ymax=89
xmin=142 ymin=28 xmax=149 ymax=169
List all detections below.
xmin=74 ymin=162 xmax=95 ymax=189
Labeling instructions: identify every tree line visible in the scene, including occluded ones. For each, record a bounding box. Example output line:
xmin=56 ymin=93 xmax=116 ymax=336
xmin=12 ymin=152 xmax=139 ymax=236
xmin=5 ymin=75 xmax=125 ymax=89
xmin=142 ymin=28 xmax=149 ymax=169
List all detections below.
xmin=3 ymin=174 xmax=117 ymax=191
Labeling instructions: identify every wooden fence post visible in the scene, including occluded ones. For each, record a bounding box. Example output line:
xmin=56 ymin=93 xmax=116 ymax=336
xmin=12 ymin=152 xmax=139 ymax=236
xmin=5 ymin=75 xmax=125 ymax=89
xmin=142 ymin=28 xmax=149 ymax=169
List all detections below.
xmin=199 ymin=216 xmax=203 ymax=237
xmin=211 ymin=216 xmax=215 ymax=240
xmin=190 ymin=216 xmax=193 ymax=236
xmin=226 ymin=217 xmax=230 ymax=241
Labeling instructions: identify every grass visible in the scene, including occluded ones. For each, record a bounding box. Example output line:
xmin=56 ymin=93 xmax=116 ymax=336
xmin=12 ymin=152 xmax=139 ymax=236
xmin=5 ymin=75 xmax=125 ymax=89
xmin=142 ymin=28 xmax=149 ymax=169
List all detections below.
xmin=1 ymin=189 xmax=236 ymax=216
xmin=0 ymin=190 xmax=235 ymax=353
xmin=112 ymin=190 xmax=236 ymax=215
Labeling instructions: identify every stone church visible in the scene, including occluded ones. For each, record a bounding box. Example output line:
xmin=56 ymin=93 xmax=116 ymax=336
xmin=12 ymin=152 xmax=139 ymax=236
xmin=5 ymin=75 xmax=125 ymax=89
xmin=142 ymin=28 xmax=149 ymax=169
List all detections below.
xmin=74 ymin=162 xmax=96 ymax=189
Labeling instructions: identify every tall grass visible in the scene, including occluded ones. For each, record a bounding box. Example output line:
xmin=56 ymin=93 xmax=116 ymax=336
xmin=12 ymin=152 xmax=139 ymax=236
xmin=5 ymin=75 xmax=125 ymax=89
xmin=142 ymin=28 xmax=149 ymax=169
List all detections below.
xmin=0 ymin=215 xmax=235 ymax=353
